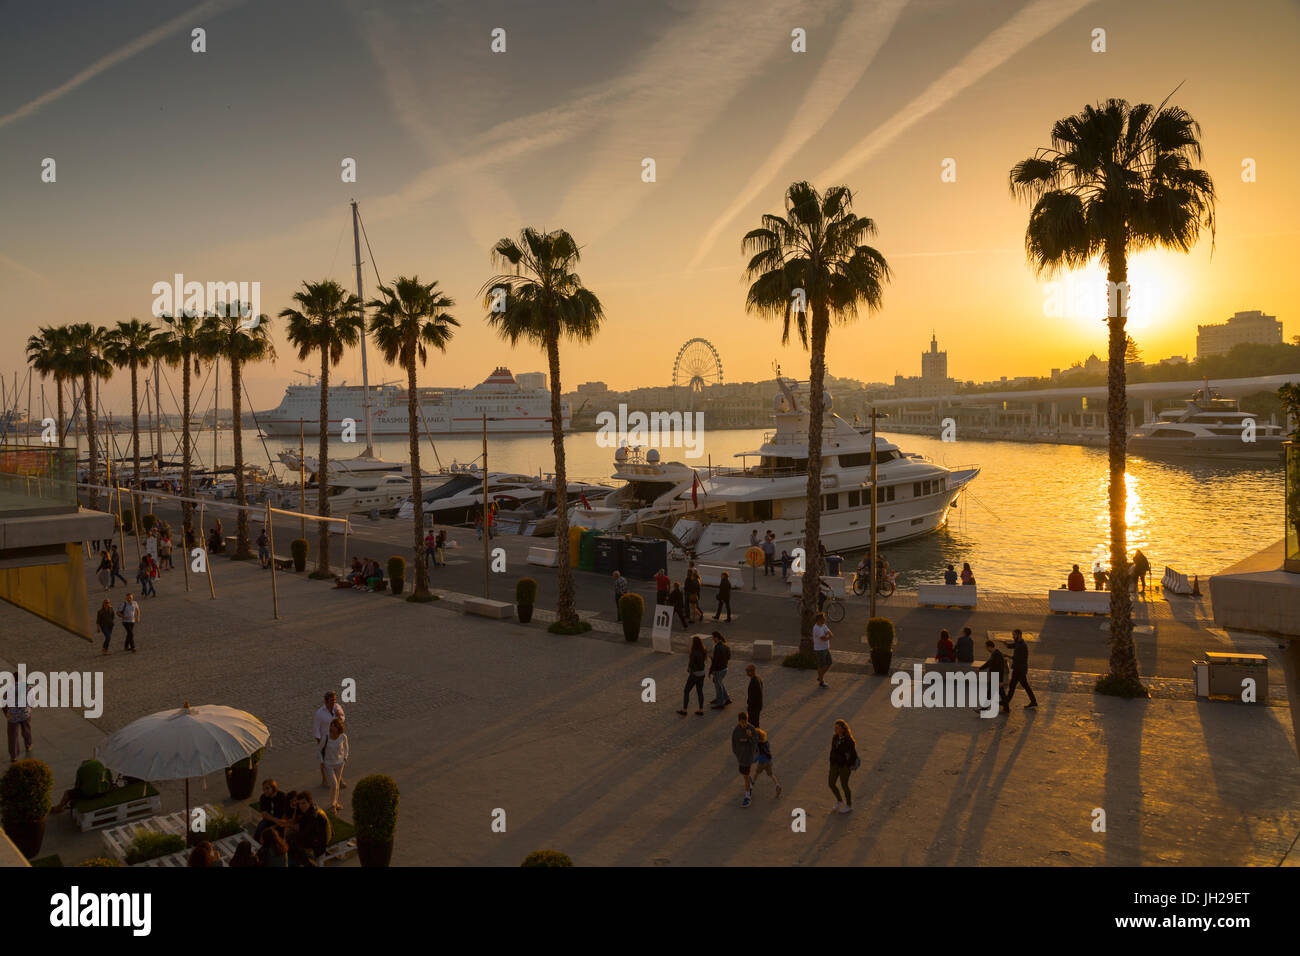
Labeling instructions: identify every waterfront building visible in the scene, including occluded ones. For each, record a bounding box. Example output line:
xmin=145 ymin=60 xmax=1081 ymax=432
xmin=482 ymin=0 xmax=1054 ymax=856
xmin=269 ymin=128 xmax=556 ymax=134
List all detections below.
xmin=1197 ymin=310 xmax=1283 ymax=360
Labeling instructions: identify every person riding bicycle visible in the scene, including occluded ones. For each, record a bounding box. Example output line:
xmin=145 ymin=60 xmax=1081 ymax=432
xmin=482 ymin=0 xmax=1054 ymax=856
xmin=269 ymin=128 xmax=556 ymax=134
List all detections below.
xmin=817 ymin=577 xmax=834 ymax=613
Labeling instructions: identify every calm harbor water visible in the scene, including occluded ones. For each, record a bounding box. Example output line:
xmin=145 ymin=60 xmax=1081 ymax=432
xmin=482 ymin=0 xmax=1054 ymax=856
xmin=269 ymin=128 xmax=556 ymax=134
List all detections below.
xmin=80 ymin=425 xmax=1283 ymax=592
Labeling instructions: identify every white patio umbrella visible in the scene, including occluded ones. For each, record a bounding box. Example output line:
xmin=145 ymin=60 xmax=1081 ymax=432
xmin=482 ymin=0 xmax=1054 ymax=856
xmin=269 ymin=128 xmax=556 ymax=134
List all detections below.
xmin=95 ymin=702 xmax=271 ymax=839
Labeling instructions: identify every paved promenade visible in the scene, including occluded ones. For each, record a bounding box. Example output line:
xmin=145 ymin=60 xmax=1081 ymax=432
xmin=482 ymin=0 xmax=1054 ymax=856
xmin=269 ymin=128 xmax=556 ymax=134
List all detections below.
xmin=2 ymin=524 xmax=1299 ymax=867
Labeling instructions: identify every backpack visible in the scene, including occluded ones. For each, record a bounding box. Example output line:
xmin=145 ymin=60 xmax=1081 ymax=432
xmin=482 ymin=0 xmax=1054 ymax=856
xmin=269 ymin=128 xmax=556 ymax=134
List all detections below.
xmin=76 ymin=759 xmax=114 ymax=797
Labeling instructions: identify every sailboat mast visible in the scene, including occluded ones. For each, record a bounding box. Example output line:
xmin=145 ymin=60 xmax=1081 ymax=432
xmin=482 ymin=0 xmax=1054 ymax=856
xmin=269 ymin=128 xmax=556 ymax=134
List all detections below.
xmin=351 ymin=199 xmax=375 ymax=457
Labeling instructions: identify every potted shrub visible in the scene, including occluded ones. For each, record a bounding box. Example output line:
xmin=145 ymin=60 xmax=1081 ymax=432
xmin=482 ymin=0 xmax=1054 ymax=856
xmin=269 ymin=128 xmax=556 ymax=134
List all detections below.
xmin=290 ymin=537 xmax=309 ymax=572
xmin=516 ymin=577 xmax=538 ymax=624
xmin=224 ymin=747 xmax=263 ymax=800
xmin=866 ymin=617 xmax=895 ymax=676
xmin=619 ymin=592 xmax=644 ymax=642
xmin=388 ymin=556 xmax=406 ymax=595
xmin=121 ymin=508 xmax=136 ymax=534
xmin=142 ymin=513 xmax=157 ymax=535
xmin=0 ymin=759 xmax=54 ymax=859
xmin=521 ymin=849 xmax=573 ymax=867
xmin=352 ymin=774 xmax=399 ymax=868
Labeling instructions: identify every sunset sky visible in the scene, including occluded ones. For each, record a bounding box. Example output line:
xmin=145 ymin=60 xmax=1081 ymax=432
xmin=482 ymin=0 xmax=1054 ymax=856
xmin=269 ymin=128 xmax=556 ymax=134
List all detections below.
xmin=2 ymin=0 xmax=1297 ymax=412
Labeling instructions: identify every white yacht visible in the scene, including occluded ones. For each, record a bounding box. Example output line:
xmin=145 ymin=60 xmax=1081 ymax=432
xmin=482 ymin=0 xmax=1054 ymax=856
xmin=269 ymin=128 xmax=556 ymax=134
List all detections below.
xmin=1129 ymin=386 xmax=1286 ymax=461
xmin=569 ymin=447 xmax=698 ymax=534
xmin=302 ymin=472 xmax=414 ymax=516
xmin=395 ymin=468 xmax=541 ymax=525
xmin=670 ymin=378 xmax=979 ymax=564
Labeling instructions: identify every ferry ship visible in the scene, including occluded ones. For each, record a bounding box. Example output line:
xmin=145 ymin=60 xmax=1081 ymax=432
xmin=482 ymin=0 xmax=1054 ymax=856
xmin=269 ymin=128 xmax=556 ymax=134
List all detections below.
xmin=258 ymin=367 xmax=569 ymax=437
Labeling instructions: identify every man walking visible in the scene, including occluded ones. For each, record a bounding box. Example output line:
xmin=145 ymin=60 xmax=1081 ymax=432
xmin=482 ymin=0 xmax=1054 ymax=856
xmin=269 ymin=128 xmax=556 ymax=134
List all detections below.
xmin=118 ymin=592 xmax=140 ymax=652
xmin=313 ymin=691 xmax=346 ymax=789
xmin=256 ymin=528 xmax=271 ymax=569
xmin=762 ymin=532 xmax=776 ymax=577
xmin=613 ymin=570 xmax=629 ymax=621
xmin=3 ymin=676 xmax=32 ymax=762
xmin=979 ymin=639 xmax=1009 ymax=714
xmin=654 ymin=568 xmax=671 ymax=606
xmin=1003 ymin=629 xmax=1038 ymax=709
xmin=732 ymin=712 xmax=758 ymax=808
xmin=708 ymin=632 xmax=732 ymax=709
xmin=745 ymin=664 xmax=763 ymax=728
xmin=713 ymin=571 xmax=732 ymax=622
xmin=109 ymin=544 xmax=129 ymax=587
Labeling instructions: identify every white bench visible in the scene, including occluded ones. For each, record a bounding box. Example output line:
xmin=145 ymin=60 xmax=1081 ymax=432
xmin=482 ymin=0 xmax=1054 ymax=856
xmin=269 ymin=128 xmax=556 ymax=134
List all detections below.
xmin=917 ymin=584 xmax=978 ymax=608
xmin=788 ymin=574 xmax=847 ymax=597
xmin=527 ymin=546 xmax=558 ymax=568
xmin=72 ymin=787 xmax=162 ymax=832
xmin=698 ymin=565 xmax=738 ymax=587
xmin=463 ymin=596 xmax=514 ymax=619
xmin=1048 ymin=589 xmax=1110 ymax=615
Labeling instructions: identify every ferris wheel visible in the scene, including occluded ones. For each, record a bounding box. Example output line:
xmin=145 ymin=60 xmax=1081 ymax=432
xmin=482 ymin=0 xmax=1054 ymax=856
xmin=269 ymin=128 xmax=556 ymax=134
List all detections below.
xmin=672 ymin=337 xmax=724 ymax=396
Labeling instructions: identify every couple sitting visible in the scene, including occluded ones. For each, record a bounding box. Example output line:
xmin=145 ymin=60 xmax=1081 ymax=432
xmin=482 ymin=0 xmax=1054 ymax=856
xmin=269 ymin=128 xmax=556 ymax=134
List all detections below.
xmin=255 ymin=779 xmax=333 ymax=866
xmin=348 ymin=557 xmax=384 ymax=591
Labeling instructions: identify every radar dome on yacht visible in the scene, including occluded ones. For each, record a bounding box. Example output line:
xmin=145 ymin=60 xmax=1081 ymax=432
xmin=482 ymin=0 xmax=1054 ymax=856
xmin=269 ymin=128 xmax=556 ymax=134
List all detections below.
xmin=614 ymin=446 xmax=629 ymax=462
xmin=646 ymin=448 xmax=661 ymax=464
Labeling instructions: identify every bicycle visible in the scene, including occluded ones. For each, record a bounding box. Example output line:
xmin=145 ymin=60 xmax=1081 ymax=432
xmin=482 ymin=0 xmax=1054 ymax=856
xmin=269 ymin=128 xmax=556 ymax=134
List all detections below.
xmin=850 ymin=570 xmax=896 ymax=598
xmin=795 ymin=591 xmax=845 ymax=623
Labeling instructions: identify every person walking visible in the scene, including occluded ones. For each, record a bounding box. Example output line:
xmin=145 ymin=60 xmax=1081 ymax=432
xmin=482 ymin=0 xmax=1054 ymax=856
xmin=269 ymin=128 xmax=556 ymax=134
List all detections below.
xmin=1133 ymin=549 xmax=1151 ymax=595
xmin=3 ymin=676 xmax=33 ymax=762
xmin=424 ymin=530 xmax=437 ymax=573
xmin=980 ymin=639 xmax=1010 ymax=714
xmin=96 ymin=599 xmax=115 ymax=654
xmin=713 ymin=571 xmax=732 ymax=622
xmin=109 ymin=545 xmax=129 ymax=587
xmin=313 ymin=691 xmax=346 ymax=788
xmin=117 ymin=593 xmax=140 ymax=652
xmin=751 ymin=726 xmax=781 ymax=798
xmin=612 ymin=570 xmax=629 ymax=621
xmin=677 ymin=635 xmax=708 ymax=717
xmin=95 ymin=550 xmax=112 ymax=590
xmin=685 ymin=569 xmax=704 ymax=623
xmin=779 ymin=550 xmax=793 ymax=582
xmin=708 ymin=632 xmax=732 ymax=709
xmin=160 ymin=531 xmax=173 ymax=570
xmin=745 ymin=663 xmax=763 ymax=728
xmin=257 ymin=528 xmax=271 ymax=569
xmin=654 ymin=568 xmax=671 ymax=606
xmin=732 ymin=711 xmax=759 ymax=807
xmin=828 ymin=719 xmax=859 ymax=814
xmin=762 ymin=533 xmax=776 ymax=577
xmin=321 ymin=718 xmax=349 ymax=814
xmin=669 ymin=582 xmax=689 ymax=629
xmin=135 ymin=557 xmax=156 ymax=598
xmin=1002 ymin=629 xmax=1038 ymax=709
xmin=812 ymin=612 xmax=833 ymax=688
xmin=955 ymin=626 xmax=975 ymax=664
xmin=435 ymin=530 xmax=447 ymax=567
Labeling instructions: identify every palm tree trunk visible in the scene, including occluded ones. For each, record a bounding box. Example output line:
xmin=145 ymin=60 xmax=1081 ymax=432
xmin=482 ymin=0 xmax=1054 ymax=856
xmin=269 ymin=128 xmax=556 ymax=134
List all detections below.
xmin=408 ymin=353 xmax=428 ymax=599
xmin=546 ymin=333 xmax=576 ymax=626
xmin=181 ymin=352 xmax=193 ymax=541
xmin=798 ymin=304 xmax=829 ymax=655
xmin=316 ymin=347 xmax=331 ymax=576
xmin=1105 ymin=246 xmax=1139 ymax=687
xmin=232 ymin=357 xmax=251 ymax=559
xmin=84 ymin=372 xmax=99 ymax=511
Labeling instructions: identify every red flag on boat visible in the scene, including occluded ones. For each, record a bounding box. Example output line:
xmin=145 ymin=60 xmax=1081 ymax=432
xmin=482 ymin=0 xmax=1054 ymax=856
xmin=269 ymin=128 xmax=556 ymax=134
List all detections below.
xmin=691 ymin=472 xmax=700 ymax=507
xmin=580 ymin=491 xmax=591 ymax=510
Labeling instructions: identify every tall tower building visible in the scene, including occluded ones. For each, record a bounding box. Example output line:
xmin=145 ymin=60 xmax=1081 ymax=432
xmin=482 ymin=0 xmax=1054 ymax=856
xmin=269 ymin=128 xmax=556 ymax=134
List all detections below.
xmin=921 ymin=333 xmax=947 ymax=381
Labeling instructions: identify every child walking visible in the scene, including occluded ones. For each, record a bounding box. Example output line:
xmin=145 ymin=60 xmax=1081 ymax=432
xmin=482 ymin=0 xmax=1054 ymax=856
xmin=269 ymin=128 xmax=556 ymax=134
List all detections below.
xmin=751 ymin=726 xmax=782 ymax=798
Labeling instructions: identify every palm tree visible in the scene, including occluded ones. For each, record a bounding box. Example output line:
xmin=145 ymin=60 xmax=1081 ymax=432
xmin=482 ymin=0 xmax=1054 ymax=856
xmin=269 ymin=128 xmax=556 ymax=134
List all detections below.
xmin=154 ymin=311 xmax=209 ymax=541
xmin=65 ymin=324 xmax=113 ymax=511
xmin=742 ymin=182 xmax=890 ymax=654
xmin=1010 ymin=96 xmax=1216 ymax=695
xmin=25 ymin=325 xmax=73 ymax=446
xmin=281 ymin=280 xmax=362 ymax=578
xmin=368 ymin=277 xmax=459 ymax=601
xmin=200 ymin=307 xmax=274 ymax=560
xmin=481 ymin=228 xmax=604 ymax=628
xmin=105 ymin=319 xmax=156 ymax=493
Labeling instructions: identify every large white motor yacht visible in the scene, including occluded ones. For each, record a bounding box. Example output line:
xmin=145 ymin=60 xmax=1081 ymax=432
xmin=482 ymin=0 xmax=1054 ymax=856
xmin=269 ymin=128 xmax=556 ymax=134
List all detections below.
xmin=1129 ymin=386 xmax=1286 ymax=461
xmin=671 ymin=378 xmax=979 ymax=564
xmin=569 ymin=447 xmax=698 ymax=534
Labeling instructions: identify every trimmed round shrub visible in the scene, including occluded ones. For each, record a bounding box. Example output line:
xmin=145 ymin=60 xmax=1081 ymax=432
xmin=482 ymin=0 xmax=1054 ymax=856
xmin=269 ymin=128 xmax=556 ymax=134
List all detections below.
xmin=516 ymin=577 xmax=539 ymax=605
xmin=388 ymin=556 xmax=406 ymax=594
xmin=77 ymin=856 xmax=124 ymax=867
xmin=290 ymin=537 xmax=309 ymax=572
xmin=521 ymin=849 xmax=573 ymax=867
xmin=619 ymin=592 xmax=644 ymax=625
xmin=0 ymin=759 xmax=54 ymax=827
xmin=352 ymin=774 xmax=400 ymax=844
xmin=866 ymin=617 xmax=895 ymax=653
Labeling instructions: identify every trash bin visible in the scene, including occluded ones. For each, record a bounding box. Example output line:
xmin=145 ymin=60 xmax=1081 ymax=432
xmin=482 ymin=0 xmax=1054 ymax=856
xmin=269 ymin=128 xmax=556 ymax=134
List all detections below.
xmin=1204 ymin=652 xmax=1268 ymax=703
xmin=593 ymin=535 xmax=624 ymax=574
xmin=826 ymin=554 xmax=843 ymax=576
xmin=578 ymin=528 xmax=603 ymax=571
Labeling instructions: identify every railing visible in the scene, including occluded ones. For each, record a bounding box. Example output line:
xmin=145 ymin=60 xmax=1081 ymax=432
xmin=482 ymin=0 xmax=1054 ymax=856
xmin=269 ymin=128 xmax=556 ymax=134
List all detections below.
xmin=0 ymin=444 xmax=79 ymax=508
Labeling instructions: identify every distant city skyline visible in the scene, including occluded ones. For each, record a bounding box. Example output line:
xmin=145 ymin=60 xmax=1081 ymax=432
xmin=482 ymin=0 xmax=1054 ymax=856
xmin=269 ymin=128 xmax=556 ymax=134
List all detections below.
xmin=2 ymin=0 xmax=1297 ymax=413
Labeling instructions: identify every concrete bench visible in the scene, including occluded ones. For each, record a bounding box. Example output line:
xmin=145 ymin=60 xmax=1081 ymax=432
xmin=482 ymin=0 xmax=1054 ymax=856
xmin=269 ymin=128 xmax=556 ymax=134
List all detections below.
xmin=752 ymin=640 xmax=773 ymax=661
xmin=699 ymin=565 xmax=738 ymax=587
xmin=788 ymin=574 xmax=847 ymax=597
xmin=1048 ymin=589 xmax=1110 ymax=615
xmin=527 ymin=546 xmax=558 ymax=568
xmin=917 ymin=584 xmax=978 ymax=608
xmin=463 ymin=596 xmax=513 ymax=619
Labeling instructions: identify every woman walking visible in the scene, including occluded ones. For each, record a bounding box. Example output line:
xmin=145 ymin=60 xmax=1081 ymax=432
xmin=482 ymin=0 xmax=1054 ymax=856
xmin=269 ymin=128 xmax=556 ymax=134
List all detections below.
xmin=96 ymin=599 xmax=115 ymax=655
xmin=669 ymin=582 xmax=689 ymax=629
xmin=828 ymin=719 xmax=859 ymax=814
xmin=751 ymin=727 xmax=782 ymax=798
xmin=136 ymin=557 xmax=156 ymax=598
xmin=684 ymin=569 xmax=704 ymax=623
xmin=321 ymin=717 xmax=349 ymax=814
xmin=95 ymin=550 xmax=112 ymax=590
xmin=677 ymin=635 xmax=709 ymax=716
xmin=159 ymin=530 xmax=173 ymax=570
xmin=713 ymin=571 xmax=732 ymax=622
